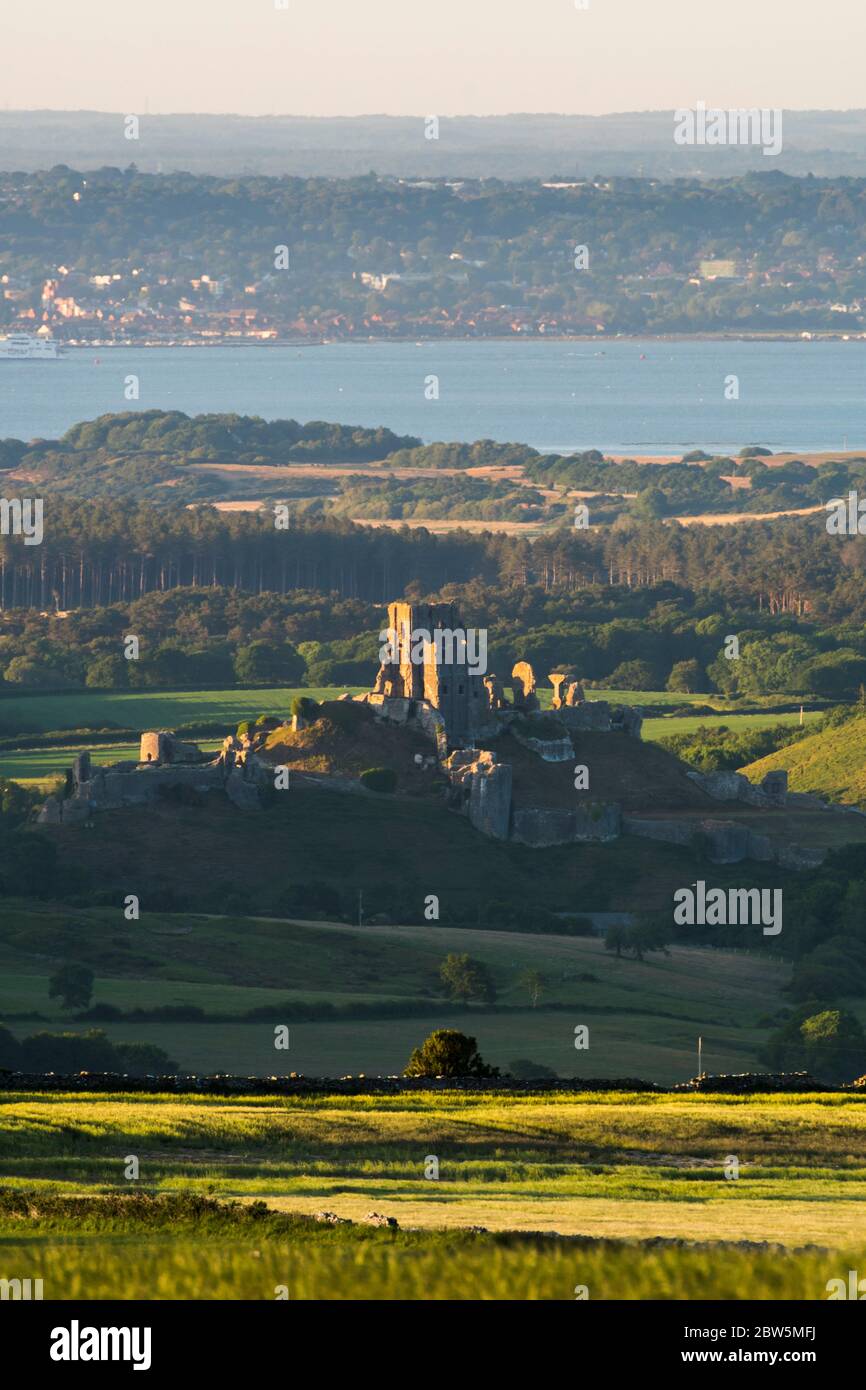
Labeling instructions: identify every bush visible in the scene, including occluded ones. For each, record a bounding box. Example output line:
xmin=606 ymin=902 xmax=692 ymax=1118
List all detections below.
xmin=403 ymin=1029 xmax=499 ymax=1078
xmin=360 ymin=767 xmax=397 ymax=794
xmin=760 ymin=1006 xmax=866 ymax=1083
xmin=507 ymin=1058 xmax=558 ymax=1079
xmin=666 ymin=659 xmax=705 ymax=694
xmin=290 ymin=696 xmax=319 ymax=720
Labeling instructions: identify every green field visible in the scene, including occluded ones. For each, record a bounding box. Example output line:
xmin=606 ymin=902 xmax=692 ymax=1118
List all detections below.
xmin=0 ymin=902 xmax=790 ymax=1081
xmin=0 ymin=685 xmax=818 ymax=784
xmin=2 ymin=1091 xmax=865 ymax=1297
xmin=642 ymin=710 xmax=822 ymax=741
xmin=0 ymin=686 xmax=366 ymax=738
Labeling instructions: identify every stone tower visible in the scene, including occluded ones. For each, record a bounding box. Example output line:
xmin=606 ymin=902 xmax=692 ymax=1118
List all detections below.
xmin=378 ymin=600 xmax=486 ymax=747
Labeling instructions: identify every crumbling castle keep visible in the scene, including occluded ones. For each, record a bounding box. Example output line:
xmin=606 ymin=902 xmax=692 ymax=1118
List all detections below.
xmin=368 ymin=599 xmax=642 ymax=752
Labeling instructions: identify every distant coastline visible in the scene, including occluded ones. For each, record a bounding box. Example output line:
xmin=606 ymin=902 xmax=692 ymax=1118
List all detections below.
xmin=50 ymin=332 xmax=866 ymax=349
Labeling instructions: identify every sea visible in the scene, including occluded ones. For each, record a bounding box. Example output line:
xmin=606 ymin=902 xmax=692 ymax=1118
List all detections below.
xmin=1 ymin=338 xmax=865 ymax=455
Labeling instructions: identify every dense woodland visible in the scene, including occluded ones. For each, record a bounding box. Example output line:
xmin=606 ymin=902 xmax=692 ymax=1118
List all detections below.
xmin=1 ymin=506 xmax=866 ymax=696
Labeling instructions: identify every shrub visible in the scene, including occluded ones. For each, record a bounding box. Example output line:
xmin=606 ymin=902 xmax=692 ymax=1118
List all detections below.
xmin=403 ymin=1029 xmax=499 ymax=1078
xmin=512 ymin=714 xmax=567 ymax=741
xmin=507 ymin=1058 xmax=558 ymax=1079
xmin=291 ymin=696 xmax=319 ymax=720
xmin=360 ymin=767 xmax=397 ymax=794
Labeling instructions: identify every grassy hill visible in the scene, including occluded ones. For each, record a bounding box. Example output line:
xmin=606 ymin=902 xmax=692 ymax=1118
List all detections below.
xmin=39 ymin=785 xmax=798 ymax=919
xmin=742 ymin=714 xmax=866 ymax=809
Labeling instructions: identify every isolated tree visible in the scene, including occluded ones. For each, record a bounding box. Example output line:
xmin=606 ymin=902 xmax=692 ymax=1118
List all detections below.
xmin=604 ymin=925 xmax=628 ymax=959
xmin=48 ymin=963 xmax=94 ymax=1012
xmin=404 ymin=1029 xmax=498 ymax=1078
xmin=439 ymin=953 xmax=496 ymax=1004
xmin=519 ymin=969 xmax=546 ymax=1008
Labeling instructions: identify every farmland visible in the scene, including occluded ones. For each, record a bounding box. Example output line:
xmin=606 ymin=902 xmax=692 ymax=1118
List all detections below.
xmin=0 ymin=903 xmax=792 ymax=1082
xmin=1 ymin=1092 xmax=865 ymax=1298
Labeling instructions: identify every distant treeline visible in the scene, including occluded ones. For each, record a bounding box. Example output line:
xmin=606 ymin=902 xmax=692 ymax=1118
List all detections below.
xmin=0 ymin=409 xmax=419 ymax=480
xmin=3 ymin=412 xmax=859 ymax=523
xmin=1 ymin=499 xmax=865 ymax=614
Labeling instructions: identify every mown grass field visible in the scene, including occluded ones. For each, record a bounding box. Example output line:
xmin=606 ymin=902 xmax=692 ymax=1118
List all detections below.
xmin=2 ymin=1093 xmax=865 ymax=1297
xmin=642 ymin=710 xmax=822 ymax=741
xmin=0 ymin=903 xmax=788 ymax=1081
xmin=0 ymin=686 xmax=365 ymax=738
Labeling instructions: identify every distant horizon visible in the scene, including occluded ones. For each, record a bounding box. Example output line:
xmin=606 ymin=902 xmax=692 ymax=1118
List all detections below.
xmin=5 ymin=106 xmax=866 ymax=120
xmin=6 ymin=0 xmax=866 ymax=118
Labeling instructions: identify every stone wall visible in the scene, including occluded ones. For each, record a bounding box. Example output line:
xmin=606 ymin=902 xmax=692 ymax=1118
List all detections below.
xmin=622 ymin=813 xmax=824 ymax=868
xmin=686 ymin=768 xmax=789 ymax=808
xmin=38 ymin=738 xmax=270 ymax=824
xmin=512 ymin=803 xmax=621 ymax=846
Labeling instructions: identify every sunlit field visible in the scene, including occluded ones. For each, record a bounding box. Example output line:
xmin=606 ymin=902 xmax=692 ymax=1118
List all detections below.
xmin=2 ymin=1090 xmax=865 ymax=1297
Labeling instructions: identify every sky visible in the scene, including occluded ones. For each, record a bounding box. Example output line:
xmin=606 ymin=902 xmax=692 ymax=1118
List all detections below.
xmin=5 ymin=0 xmax=866 ymax=117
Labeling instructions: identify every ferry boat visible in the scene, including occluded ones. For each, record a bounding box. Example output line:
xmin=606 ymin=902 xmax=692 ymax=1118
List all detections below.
xmin=0 ymin=334 xmax=62 ymax=360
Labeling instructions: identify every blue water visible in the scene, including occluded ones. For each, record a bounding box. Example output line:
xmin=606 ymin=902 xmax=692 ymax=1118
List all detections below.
xmin=1 ymin=339 xmax=865 ymax=454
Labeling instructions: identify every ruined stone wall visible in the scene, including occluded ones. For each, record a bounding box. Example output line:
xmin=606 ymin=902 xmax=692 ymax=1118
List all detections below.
xmin=38 ymin=738 xmax=270 ymax=824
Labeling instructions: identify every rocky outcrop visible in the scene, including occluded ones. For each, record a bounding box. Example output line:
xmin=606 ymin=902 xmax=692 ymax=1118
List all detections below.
xmin=510 ymin=727 xmax=574 ymax=762
xmin=686 ymin=768 xmax=789 ymax=807
xmin=444 ymin=749 xmax=512 ymax=839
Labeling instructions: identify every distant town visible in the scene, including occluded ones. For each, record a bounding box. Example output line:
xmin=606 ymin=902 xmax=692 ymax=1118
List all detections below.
xmin=3 ymin=169 xmax=866 ymax=344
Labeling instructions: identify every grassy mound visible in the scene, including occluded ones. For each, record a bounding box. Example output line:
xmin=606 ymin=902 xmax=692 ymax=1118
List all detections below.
xmin=742 ymin=714 xmax=866 ymax=808
xmin=262 ymin=700 xmax=433 ymax=789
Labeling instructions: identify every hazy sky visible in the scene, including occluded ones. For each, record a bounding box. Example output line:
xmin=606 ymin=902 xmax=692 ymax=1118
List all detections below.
xmin=7 ymin=0 xmax=866 ymax=117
